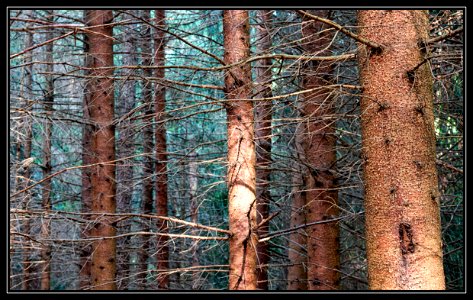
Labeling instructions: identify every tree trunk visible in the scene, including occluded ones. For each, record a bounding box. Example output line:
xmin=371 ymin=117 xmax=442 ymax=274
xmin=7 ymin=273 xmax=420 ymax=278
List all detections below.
xmin=357 ymin=10 xmax=445 ymax=290
xmin=301 ymin=10 xmax=340 ymax=290
xmin=80 ymin=13 xmax=93 ymax=289
xmin=115 ymin=11 xmax=137 ymax=291
xmin=287 ymin=122 xmax=308 ymax=290
xmin=40 ymin=11 xmax=55 ymax=290
xmin=137 ymin=10 xmax=154 ymax=289
xmin=154 ymin=9 xmax=169 ymax=290
xmin=223 ymin=10 xmax=258 ymax=290
xmin=20 ymin=10 xmax=34 ymax=290
xmin=254 ymin=10 xmax=273 ymax=290
xmin=85 ymin=10 xmax=117 ymax=290
xmin=189 ymin=151 xmax=201 ymax=289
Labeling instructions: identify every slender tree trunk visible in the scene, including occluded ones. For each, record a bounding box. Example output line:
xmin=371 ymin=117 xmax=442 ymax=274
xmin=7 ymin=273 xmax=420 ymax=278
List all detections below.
xmin=40 ymin=11 xmax=54 ymax=290
xmin=287 ymin=123 xmax=308 ymax=290
xmin=254 ymin=10 xmax=273 ymax=290
xmin=154 ymin=10 xmax=169 ymax=290
xmin=115 ymin=10 xmax=137 ymax=290
xmin=137 ymin=10 xmax=154 ymax=289
xmin=223 ymin=10 xmax=258 ymax=290
xmin=189 ymin=151 xmax=200 ymax=288
xmin=85 ymin=10 xmax=117 ymax=290
xmin=20 ymin=10 xmax=34 ymax=289
xmin=80 ymin=15 xmax=93 ymax=289
xmin=301 ymin=10 xmax=340 ymax=290
xmin=357 ymin=10 xmax=445 ymax=290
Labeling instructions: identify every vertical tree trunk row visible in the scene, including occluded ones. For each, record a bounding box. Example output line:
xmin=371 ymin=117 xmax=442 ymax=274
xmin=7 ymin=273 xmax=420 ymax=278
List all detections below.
xmin=223 ymin=10 xmax=258 ymax=290
xmin=357 ymin=10 xmax=445 ymax=290
xmin=85 ymin=10 xmax=117 ymax=290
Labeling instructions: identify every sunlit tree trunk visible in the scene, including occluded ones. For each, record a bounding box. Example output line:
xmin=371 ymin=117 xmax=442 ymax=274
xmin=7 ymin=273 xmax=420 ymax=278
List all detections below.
xmin=301 ymin=10 xmax=340 ymax=290
xmin=40 ymin=11 xmax=55 ymax=290
xmin=223 ymin=10 xmax=258 ymax=290
xmin=254 ymin=9 xmax=273 ymax=290
xmin=154 ymin=9 xmax=169 ymax=290
xmin=85 ymin=10 xmax=117 ymax=290
xmin=357 ymin=10 xmax=445 ymax=290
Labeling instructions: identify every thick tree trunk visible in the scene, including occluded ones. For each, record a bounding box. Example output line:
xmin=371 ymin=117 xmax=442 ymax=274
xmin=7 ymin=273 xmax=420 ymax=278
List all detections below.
xmin=40 ymin=11 xmax=54 ymax=290
xmin=223 ymin=10 xmax=258 ymax=290
xmin=301 ymin=10 xmax=340 ymax=290
xmin=137 ymin=10 xmax=154 ymax=289
xmin=154 ymin=10 xmax=169 ymax=290
xmin=80 ymin=16 xmax=93 ymax=289
xmin=85 ymin=10 xmax=117 ymax=290
xmin=254 ymin=10 xmax=273 ymax=290
xmin=115 ymin=11 xmax=137 ymax=290
xmin=357 ymin=10 xmax=445 ymax=290
xmin=287 ymin=123 xmax=308 ymax=290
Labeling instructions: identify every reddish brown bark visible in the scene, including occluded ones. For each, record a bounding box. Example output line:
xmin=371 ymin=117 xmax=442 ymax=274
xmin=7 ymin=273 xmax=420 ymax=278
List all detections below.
xmin=287 ymin=123 xmax=308 ymax=290
xmin=154 ymin=10 xmax=169 ymax=290
xmin=358 ymin=10 xmax=445 ymax=290
xmin=301 ymin=10 xmax=340 ymax=290
xmin=40 ymin=11 xmax=54 ymax=290
xmin=254 ymin=9 xmax=273 ymax=290
xmin=85 ymin=10 xmax=117 ymax=290
xmin=223 ymin=10 xmax=258 ymax=290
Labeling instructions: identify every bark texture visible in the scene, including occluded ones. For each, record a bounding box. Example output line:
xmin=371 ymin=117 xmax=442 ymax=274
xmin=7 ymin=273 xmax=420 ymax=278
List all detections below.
xmin=254 ymin=9 xmax=273 ymax=290
xmin=357 ymin=10 xmax=445 ymax=290
xmin=223 ymin=10 xmax=258 ymax=290
xmin=301 ymin=10 xmax=340 ymax=290
xmin=85 ymin=10 xmax=117 ymax=290
xmin=154 ymin=10 xmax=169 ymax=290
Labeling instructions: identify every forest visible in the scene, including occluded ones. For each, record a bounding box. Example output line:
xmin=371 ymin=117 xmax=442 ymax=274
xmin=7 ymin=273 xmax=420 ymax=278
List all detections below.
xmin=8 ymin=9 xmax=464 ymax=291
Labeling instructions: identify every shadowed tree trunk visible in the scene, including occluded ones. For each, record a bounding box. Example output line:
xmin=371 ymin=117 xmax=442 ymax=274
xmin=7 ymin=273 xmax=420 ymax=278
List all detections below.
xmin=154 ymin=9 xmax=169 ymax=290
xmin=357 ymin=10 xmax=445 ymax=290
xmin=300 ymin=10 xmax=340 ymax=290
xmin=137 ymin=10 xmax=154 ymax=289
xmin=85 ymin=9 xmax=117 ymax=290
xmin=287 ymin=122 xmax=308 ymax=290
xmin=20 ymin=9 xmax=34 ymax=290
xmin=254 ymin=9 xmax=273 ymax=290
xmin=115 ymin=10 xmax=137 ymax=290
xmin=40 ymin=10 xmax=55 ymax=290
xmin=223 ymin=10 xmax=258 ymax=290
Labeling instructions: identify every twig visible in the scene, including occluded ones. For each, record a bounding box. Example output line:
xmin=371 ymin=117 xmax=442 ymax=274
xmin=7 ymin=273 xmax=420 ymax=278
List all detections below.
xmin=295 ymin=10 xmax=383 ymax=51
